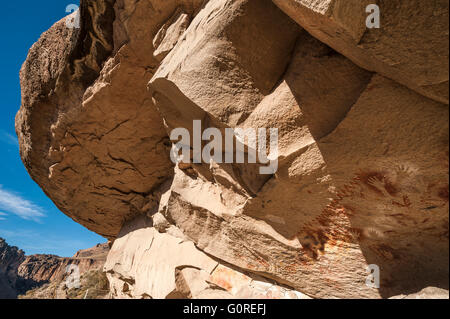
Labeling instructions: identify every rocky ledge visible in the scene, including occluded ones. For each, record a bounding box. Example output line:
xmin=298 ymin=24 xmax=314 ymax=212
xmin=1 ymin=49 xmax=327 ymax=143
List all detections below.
xmin=15 ymin=0 xmax=449 ymax=299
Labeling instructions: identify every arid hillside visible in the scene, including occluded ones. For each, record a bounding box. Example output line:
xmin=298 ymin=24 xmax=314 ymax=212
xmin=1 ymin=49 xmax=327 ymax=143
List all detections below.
xmin=0 ymin=238 xmax=108 ymax=299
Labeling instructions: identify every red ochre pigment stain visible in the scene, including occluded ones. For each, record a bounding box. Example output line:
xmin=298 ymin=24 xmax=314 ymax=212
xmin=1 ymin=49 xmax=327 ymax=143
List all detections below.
xmin=356 ymin=171 xmax=399 ymax=197
xmin=438 ymin=185 xmax=449 ymax=201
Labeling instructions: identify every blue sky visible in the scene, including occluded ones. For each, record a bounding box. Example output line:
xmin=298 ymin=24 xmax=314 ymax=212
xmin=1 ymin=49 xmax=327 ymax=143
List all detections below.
xmin=0 ymin=1 xmax=106 ymax=257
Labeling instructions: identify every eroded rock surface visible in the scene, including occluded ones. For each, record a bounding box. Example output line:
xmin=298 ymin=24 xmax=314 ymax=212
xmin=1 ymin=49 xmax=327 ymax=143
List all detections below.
xmin=390 ymin=287 xmax=449 ymax=299
xmin=272 ymin=0 xmax=449 ymax=104
xmin=16 ymin=0 xmax=449 ymax=298
xmin=0 ymin=238 xmax=25 ymax=298
xmin=105 ymin=216 xmax=311 ymax=299
xmin=18 ymin=243 xmax=109 ymax=287
xmin=0 ymin=238 xmax=109 ymax=298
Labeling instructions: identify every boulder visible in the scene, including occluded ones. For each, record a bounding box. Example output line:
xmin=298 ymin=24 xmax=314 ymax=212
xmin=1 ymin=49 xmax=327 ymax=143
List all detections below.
xmin=272 ymin=0 xmax=449 ymax=104
xmin=104 ymin=216 xmax=311 ymax=299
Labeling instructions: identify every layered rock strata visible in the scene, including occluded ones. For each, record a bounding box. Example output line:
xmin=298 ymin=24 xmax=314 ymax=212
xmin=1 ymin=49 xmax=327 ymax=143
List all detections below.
xmin=16 ymin=0 xmax=449 ymax=298
xmin=0 ymin=238 xmax=108 ymax=298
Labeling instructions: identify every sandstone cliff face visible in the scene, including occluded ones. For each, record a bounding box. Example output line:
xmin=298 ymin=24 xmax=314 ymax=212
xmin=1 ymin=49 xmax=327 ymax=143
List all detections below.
xmin=17 ymin=243 xmax=109 ymax=288
xmin=272 ymin=0 xmax=449 ymax=104
xmin=0 ymin=238 xmax=25 ymax=298
xmin=17 ymin=243 xmax=109 ymax=299
xmin=0 ymin=238 xmax=108 ymax=298
xmin=16 ymin=0 xmax=449 ymax=299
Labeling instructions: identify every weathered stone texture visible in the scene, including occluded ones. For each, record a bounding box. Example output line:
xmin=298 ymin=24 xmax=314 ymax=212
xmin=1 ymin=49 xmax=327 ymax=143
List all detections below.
xmin=16 ymin=0 xmax=449 ymax=298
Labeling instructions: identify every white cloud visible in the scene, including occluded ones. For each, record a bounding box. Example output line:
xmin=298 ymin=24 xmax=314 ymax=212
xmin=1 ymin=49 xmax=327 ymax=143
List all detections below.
xmin=0 ymin=186 xmax=45 ymax=222
xmin=0 ymin=130 xmax=19 ymax=148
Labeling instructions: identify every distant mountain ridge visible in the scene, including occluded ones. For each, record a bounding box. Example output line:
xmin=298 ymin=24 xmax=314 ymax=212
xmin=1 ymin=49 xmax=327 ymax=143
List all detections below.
xmin=0 ymin=237 xmax=109 ymax=298
xmin=0 ymin=238 xmax=25 ymax=298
